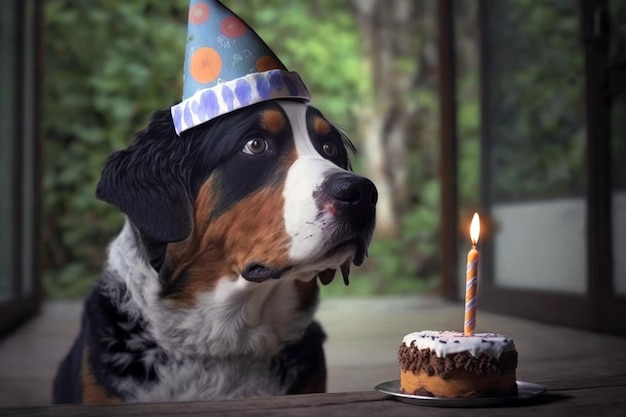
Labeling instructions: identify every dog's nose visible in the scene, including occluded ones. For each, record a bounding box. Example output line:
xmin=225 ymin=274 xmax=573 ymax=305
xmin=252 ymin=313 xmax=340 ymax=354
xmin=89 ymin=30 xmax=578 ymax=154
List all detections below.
xmin=328 ymin=173 xmax=378 ymax=207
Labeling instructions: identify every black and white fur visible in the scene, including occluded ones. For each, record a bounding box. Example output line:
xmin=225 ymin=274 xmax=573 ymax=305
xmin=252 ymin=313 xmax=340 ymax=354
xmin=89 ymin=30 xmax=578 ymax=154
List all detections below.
xmin=53 ymin=100 xmax=377 ymax=403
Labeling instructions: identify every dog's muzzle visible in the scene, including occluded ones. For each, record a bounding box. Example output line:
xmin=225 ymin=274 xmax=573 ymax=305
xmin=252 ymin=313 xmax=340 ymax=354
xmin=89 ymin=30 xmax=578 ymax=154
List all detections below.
xmin=316 ymin=172 xmax=378 ymax=266
xmin=241 ymin=172 xmax=377 ymax=284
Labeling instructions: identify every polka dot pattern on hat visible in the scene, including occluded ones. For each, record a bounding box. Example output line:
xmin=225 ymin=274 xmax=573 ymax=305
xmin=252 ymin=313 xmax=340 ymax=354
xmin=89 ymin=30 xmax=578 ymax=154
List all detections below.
xmin=172 ymin=0 xmax=311 ymax=136
xmin=172 ymin=69 xmax=310 ymax=135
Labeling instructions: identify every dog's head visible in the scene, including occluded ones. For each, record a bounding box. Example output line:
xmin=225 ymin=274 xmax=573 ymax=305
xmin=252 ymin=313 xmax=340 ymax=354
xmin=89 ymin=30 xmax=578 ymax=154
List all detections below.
xmin=97 ymin=100 xmax=377 ymax=303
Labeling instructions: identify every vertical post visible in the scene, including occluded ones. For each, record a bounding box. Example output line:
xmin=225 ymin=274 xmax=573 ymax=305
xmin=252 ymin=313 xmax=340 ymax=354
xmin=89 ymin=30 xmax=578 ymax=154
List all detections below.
xmin=12 ymin=0 xmax=25 ymax=299
xmin=477 ymin=0 xmax=494 ymax=293
xmin=580 ymin=0 xmax=612 ymax=331
xmin=0 ymin=0 xmax=44 ymax=337
xmin=437 ymin=0 xmax=459 ymax=300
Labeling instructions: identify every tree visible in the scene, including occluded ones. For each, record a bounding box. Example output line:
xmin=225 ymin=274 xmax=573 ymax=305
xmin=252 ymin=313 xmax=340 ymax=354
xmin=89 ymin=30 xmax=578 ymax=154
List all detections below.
xmin=351 ymin=0 xmax=412 ymax=237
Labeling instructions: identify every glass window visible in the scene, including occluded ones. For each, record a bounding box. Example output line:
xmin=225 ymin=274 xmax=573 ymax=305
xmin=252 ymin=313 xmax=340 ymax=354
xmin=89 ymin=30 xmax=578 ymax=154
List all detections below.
xmin=483 ymin=0 xmax=587 ymax=293
xmin=0 ymin=0 xmax=41 ymax=325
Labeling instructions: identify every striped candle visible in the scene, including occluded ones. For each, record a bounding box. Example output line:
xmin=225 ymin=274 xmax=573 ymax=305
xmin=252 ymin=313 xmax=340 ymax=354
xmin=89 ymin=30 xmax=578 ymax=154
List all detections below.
xmin=464 ymin=212 xmax=480 ymax=336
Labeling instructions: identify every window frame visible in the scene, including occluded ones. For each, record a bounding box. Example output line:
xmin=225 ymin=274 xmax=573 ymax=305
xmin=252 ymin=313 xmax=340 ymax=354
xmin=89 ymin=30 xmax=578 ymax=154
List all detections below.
xmin=0 ymin=0 xmax=44 ymax=338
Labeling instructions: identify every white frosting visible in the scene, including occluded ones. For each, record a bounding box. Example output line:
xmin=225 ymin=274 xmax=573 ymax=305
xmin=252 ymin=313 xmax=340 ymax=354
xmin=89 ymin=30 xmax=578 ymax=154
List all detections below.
xmin=402 ymin=330 xmax=515 ymax=359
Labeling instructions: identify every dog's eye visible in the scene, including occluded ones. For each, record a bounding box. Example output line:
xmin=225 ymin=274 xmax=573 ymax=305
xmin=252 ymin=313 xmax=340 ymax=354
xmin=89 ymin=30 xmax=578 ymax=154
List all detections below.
xmin=322 ymin=142 xmax=337 ymax=158
xmin=243 ymin=138 xmax=268 ymax=155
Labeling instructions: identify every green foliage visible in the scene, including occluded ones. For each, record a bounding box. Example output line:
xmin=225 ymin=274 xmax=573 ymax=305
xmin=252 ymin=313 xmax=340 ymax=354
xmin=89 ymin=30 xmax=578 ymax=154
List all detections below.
xmin=43 ymin=0 xmax=188 ymax=297
xmin=41 ymin=1 xmax=442 ymax=299
xmin=486 ymin=0 xmax=586 ymax=202
xmin=43 ymin=0 xmax=374 ymax=298
xmin=323 ymin=178 xmax=442 ymax=298
xmin=458 ymin=76 xmax=481 ymax=206
xmin=232 ymin=0 xmax=369 ymax=133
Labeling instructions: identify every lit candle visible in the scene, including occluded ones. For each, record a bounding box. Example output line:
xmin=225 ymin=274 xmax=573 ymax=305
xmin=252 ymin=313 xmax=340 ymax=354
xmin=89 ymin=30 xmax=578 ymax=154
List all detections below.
xmin=464 ymin=212 xmax=480 ymax=336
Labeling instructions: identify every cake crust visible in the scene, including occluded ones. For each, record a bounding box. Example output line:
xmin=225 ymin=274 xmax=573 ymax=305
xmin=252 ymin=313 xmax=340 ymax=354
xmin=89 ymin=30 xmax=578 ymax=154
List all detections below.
xmin=399 ymin=369 xmax=517 ymax=398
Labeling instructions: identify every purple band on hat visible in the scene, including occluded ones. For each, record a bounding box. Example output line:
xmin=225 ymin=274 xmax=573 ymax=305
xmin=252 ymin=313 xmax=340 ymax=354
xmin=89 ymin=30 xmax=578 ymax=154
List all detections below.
xmin=171 ymin=69 xmax=310 ymax=136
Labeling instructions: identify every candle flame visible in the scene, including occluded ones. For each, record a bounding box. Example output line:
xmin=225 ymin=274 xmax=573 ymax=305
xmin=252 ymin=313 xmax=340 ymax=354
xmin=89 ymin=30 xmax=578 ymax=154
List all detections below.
xmin=470 ymin=212 xmax=480 ymax=245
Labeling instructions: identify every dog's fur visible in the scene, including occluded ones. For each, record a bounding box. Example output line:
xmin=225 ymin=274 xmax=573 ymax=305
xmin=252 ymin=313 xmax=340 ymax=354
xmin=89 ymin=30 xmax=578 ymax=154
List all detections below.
xmin=52 ymin=100 xmax=377 ymax=403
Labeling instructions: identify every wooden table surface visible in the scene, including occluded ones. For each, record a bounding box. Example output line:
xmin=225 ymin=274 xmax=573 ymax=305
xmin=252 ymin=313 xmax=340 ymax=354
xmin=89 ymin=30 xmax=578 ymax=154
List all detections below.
xmin=2 ymin=374 xmax=625 ymax=417
xmin=2 ymin=298 xmax=625 ymax=416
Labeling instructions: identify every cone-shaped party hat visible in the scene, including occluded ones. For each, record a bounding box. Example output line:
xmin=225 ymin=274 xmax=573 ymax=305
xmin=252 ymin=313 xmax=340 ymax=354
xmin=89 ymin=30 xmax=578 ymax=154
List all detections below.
xmin=171 ymin=0 xmax=311 ymax=135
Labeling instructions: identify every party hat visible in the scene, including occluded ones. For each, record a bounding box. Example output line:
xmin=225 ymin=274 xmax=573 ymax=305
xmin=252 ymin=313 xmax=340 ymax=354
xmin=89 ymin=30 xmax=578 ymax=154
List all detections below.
xmin=171 ymin=0 xmax=311 ymax=136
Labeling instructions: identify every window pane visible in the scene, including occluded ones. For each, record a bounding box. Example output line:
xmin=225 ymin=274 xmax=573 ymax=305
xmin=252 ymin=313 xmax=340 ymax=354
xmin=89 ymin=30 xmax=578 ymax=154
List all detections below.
xmin=484 ymin=0 xmax=587 ymax=293
xmin=610 ymin=0 xmax=626 ymax=296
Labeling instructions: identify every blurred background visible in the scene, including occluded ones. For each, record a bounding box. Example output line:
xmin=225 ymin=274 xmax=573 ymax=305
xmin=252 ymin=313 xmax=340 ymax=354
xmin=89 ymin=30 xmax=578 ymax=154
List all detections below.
xmin=3 ymin=0 xmax=626 ymax=332
xmin=32 ymin=0 xmax=626 ymax=318
xmin=1 ymin=0 xmax=626 ymax=405
xmin=38 ymin=0 xmax=456 ymax=299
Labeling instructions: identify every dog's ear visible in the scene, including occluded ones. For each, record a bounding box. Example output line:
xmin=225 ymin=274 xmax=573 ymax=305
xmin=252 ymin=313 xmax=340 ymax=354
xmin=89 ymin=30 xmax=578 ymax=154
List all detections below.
xmin=96 ymin=109 xmax=193 ymax=245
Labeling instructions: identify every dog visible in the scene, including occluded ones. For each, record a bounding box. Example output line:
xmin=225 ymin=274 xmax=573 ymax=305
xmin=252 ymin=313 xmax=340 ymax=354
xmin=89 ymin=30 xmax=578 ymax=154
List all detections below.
xmin=52 ymin=99 xmax=377 ymax=403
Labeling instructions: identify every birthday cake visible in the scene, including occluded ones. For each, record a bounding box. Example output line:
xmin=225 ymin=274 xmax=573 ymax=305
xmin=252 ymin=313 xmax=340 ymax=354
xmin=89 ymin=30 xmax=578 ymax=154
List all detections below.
xmin=397 ymin=331 xmax=518 ymax=398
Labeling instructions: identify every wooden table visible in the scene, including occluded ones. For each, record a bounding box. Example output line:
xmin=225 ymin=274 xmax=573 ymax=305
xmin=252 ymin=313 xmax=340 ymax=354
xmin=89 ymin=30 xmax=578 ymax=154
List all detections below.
xmin=2 ymin=374 xmax=624 ymax=417
xmin=2 ymin=298 xmax=625 ymax=416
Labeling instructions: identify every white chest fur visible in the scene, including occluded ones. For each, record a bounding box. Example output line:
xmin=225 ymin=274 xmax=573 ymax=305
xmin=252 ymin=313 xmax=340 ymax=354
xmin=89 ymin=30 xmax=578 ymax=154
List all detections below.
xmin=103 ymin=223 xmax=317 ymax=401
xmin=130 ymin=355 xmax=288 ymax=401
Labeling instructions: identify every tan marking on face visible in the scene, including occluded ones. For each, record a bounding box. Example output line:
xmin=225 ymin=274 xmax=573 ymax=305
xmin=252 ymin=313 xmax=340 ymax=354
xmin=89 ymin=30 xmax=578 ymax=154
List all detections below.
xmin=166 ymin=177 xmax=231 ymax=305
xmin=217 ymin=185 xmax=291 ymax=270
xmin=260 ymin=108 xmax=286 ymax=134
xmin=313 ymin=116 xmax=331 ymax=137
xmin=81 ymin=348 xmax=120 ymax=404
xmin=165 ymin=145 xmax=299 ymax=306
